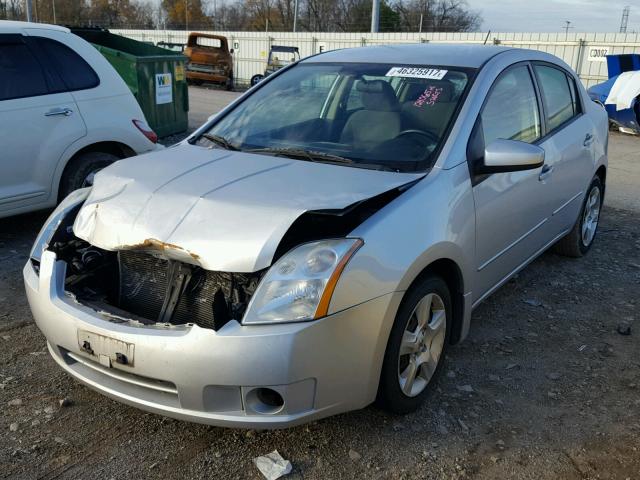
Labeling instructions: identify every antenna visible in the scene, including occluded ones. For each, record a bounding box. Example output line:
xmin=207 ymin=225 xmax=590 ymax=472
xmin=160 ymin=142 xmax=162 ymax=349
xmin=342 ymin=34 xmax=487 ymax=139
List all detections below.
xmin=562 ymin=20 xmax=574 ymax=35
xmin=620 ymin=6 xmax=630 ymax=33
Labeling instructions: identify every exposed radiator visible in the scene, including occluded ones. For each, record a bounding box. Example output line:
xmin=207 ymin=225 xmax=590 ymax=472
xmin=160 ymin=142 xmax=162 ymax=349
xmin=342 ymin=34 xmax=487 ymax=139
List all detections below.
xmin=118 ymin=251 xmax=262 ymax=330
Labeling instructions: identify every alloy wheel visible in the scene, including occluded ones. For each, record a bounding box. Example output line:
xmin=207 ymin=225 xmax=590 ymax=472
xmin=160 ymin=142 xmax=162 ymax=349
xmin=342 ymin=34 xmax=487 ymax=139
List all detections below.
xmin=397 ymin=293 xmax=447 ymax=397
xmin=581 ymin=186 xmax=601 ymax=247
xmin=82 ymin=169 xmax=100 ymax=188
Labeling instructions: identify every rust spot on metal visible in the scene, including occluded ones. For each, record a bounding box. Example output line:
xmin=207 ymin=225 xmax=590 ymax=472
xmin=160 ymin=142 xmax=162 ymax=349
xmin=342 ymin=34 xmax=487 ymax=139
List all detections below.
xmin=123 ymin=238 xmax=200 ymax=261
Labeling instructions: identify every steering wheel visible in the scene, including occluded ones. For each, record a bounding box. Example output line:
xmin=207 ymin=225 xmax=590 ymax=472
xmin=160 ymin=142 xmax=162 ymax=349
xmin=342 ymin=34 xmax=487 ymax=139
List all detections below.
xmin=395 ymin=129 xmax=440 ymax=144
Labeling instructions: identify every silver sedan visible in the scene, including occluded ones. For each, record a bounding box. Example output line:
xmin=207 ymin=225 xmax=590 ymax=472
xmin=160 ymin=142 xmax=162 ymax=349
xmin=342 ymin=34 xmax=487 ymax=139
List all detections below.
xmin=25 ymin=44 xmax=608 ymax=428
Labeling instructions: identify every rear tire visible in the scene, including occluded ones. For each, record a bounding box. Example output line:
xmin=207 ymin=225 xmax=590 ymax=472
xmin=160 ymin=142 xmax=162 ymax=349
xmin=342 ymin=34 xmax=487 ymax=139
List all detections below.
xmin=59 ymin=152 xmax=119 ymax=201
xmin=250 ymin=74 xmax=264 ymax=86
xmin=554 ymin=175 xmax=603 ymax=257
xmin=377 ymin=274 xmax=451 ymax=414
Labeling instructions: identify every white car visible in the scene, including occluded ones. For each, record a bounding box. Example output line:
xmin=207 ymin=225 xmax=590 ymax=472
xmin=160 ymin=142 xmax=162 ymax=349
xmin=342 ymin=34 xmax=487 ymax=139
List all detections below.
xmin=0 ymin=21 xmax=161 ymax=219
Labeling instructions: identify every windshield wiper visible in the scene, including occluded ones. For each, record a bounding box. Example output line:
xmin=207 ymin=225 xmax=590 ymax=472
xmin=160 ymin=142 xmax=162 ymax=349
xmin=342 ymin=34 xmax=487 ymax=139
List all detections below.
xmin=201 ymin=133 xmax=240 ymax=151
xmin=247 ymin=147 xmax=354 ymax=165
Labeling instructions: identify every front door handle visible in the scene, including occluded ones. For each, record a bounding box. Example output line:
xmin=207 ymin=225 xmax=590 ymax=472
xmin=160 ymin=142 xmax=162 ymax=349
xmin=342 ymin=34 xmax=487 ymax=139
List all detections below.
xmin=583 ymin=133 xmax=594 ymax=147
xmin=539 ymin=164 xmax=554 ymax=182
xmin=45 ymin=107 xmax=73 ymax=117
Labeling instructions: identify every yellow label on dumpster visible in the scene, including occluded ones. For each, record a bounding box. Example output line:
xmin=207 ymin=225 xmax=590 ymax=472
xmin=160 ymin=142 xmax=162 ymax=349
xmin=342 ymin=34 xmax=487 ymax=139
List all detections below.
xmin=175 ymin=64 xmax=185 ymax=81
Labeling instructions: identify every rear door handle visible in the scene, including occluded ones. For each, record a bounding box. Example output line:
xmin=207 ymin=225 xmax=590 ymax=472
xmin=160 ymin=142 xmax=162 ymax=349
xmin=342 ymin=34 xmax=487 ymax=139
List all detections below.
xmin=45 ymin=107 xmax=73 ymax=117
xmin=539 ymin=164 xmax=554 ymax=182
xmin=583 ymin=133 xmax=594 ymax=147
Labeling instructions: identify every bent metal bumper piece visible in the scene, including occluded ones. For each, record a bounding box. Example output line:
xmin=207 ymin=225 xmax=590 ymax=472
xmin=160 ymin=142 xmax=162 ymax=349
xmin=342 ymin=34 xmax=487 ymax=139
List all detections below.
xmin=25 ymin=250 xmax=402 ymax=428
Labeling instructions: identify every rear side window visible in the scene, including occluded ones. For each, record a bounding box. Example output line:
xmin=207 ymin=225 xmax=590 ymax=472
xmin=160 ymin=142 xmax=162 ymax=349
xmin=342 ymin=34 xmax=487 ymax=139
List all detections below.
xmin=481 ymin=65 xmax=541 ymax=146
xmin=0 ymin=42 xmax=48 ymax=100
xmin=534 ymin=65 xmax=578 ymax=131
xmin=35 ymin=37 xmax=99 ymax=92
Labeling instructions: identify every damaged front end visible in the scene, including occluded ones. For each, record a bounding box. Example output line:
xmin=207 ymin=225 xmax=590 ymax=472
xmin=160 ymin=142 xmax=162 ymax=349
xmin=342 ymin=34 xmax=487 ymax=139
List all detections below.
xmin=47 ymin=234 xmax=264 ymax=332
xmin=58 ymin=239 xmax=263 ymax=331
xmin=30 ymin=189 xmax=264 ymax=331
xmin=30 ymin=172 xmax=417 ymax=331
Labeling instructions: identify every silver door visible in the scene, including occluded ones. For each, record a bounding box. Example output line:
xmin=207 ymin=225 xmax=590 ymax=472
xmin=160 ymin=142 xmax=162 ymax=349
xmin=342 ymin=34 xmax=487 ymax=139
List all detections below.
xmin=531 ymin=63 xmax=595 ymax=235
xmin=471 ymin=64 xmax=555 ymax=302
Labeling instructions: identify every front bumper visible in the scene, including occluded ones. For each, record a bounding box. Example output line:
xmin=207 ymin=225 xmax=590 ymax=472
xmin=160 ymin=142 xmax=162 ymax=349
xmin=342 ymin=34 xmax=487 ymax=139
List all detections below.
xmin=24 ymin=251 xmax=401 ymax=428
xmin=186 ymin=71 xmax=231 ymax=83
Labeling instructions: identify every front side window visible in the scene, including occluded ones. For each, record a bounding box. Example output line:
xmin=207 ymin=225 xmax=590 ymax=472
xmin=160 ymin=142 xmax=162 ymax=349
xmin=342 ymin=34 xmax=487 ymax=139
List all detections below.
xmin=0 ymin=41 xmax=48 ymax=101
xmin=534 ymin=64 xmax=578 ymax=131
xmin=200 ymin=63 xmax=471 ymax=172
xmin=481 ymin=65 xmax=541 ymax=146
xmin=35 ymin=37 xmax=99 ymax=92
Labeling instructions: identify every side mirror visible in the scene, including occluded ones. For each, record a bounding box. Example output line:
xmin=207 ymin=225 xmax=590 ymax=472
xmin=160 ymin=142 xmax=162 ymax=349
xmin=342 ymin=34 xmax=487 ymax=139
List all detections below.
xmin=230 ymin=48 xmax=235 ymax=54
xmin=477 ymin=139 xmax=545 ymax=174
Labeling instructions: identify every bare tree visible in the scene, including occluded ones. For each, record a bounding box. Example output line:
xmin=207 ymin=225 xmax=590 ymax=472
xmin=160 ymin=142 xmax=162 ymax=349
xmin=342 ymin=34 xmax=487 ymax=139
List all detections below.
xmin=394 ymin=0 xmax=480 ymax=32
xmin=0 ymin=0 xmax=25 ymax=20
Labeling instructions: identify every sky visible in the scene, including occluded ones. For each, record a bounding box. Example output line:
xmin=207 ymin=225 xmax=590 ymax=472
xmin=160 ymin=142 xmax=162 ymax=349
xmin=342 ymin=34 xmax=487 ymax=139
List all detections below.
xmin=477 ymin=0 xmax=638 ymax=32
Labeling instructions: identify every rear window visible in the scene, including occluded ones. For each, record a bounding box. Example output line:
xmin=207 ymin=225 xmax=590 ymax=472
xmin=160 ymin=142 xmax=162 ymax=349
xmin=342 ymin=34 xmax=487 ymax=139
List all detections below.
xmin=35 ymin=37 xmax=99 ymax=92
xmin=0 ymin=42 xmax=48 ymax=100
xmin=195 ymin=37 xmax=222 ymax=49
xmin=534 ymin=65 xmax=578 ymax=131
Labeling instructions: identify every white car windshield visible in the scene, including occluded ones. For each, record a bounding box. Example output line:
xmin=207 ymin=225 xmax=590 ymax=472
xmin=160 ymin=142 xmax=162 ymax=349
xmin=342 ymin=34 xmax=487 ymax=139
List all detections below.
xmin=199 ymin=62 xmax=472 ymax=172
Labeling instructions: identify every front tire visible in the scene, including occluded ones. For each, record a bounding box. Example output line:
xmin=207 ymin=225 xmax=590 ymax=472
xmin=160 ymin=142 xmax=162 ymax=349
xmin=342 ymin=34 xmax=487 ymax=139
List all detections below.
xmin=377 ymin=275 xmax=451 ymax=414
xmin=225 ymin=74 xmax=234 ymax=91
xmin=554 ymin=175 xmax=603 ymax=257
xmin=59 ymin=152 xmax=119 ymax=201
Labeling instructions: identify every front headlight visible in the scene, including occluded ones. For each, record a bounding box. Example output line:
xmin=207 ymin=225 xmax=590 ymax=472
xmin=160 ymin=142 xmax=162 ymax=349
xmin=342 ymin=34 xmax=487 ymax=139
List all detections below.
xmin=30 ymin=188 xmax=91 ymax=264
xmin=242 ymin=238 xmax=363 ymax=325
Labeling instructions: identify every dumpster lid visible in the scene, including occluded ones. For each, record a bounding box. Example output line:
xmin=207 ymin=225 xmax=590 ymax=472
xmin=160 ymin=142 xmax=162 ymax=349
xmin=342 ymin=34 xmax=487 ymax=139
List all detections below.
xmin=70 ymin=26 xmax=186 ymax=60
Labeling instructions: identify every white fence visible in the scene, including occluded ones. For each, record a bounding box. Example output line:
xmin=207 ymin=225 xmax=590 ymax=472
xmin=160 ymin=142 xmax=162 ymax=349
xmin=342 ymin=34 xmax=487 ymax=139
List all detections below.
xmin=111 ymin=29 xmax=640 ymax=88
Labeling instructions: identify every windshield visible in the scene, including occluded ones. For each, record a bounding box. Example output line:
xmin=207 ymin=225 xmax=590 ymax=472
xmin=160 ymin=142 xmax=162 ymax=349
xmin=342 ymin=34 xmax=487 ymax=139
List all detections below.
xmin=199 ymin=62 xmax=472 ymax=172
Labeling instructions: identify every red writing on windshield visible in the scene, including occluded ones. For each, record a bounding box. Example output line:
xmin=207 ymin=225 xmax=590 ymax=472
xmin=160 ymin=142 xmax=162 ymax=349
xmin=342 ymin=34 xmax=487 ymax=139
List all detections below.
xmin=414 ymin=86 xmax=443 ymax=108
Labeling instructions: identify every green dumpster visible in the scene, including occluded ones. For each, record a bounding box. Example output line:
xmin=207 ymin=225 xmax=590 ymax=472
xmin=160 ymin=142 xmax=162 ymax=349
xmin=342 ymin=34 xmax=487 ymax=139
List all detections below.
xmin=71 ymin=28 xmax=189 ymax=138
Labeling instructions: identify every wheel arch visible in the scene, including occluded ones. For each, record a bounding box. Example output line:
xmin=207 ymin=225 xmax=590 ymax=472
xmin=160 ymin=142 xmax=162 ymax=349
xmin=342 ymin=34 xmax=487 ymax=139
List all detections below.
xmin=400 ymin=257 xmax=467 ymax=345
xmin=595 ymin=164 xmax=606 ymax=193
xmin=56 ymin=141 xmax=135 ymax=202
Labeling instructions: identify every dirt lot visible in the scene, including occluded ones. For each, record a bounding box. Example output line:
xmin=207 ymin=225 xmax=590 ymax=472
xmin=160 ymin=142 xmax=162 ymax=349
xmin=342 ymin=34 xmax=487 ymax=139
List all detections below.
xmin=1 ymin=94 xmax=639 ymax=478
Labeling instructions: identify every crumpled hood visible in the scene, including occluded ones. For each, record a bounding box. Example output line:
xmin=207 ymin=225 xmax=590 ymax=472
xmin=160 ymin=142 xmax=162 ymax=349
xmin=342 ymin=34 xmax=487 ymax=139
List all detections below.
xmin=73 ymin=144 xmax=421 ymax=272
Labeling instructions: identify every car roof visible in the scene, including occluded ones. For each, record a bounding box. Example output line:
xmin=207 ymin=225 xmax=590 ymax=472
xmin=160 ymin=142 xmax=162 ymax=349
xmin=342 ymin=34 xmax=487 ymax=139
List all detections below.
xmin=303 ymin=43 xmax=514 ymax=68
xmin=272 ymin=46 xmax=299 ymax=52
xmin=0 ymin=20 xmax=70 ymax=34
xmin=189 ymin=32 xmax=227 ymax=40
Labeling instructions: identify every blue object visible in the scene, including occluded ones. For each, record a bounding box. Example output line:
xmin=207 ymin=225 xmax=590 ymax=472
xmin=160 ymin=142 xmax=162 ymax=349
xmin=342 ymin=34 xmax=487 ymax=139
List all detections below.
xmin=587 ymin=55 xmax=640 ymax=134
xmin=606 ymin=54 xmax=640 ymax=78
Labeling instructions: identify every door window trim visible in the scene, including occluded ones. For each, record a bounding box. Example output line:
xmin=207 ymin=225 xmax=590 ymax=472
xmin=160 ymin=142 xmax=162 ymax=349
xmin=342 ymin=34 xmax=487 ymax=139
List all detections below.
xmin=466 ymin=61 xmax=544 ymax=183
xmin=25 ymin=36 xmax=100 ymax=94
xmin=0 ymin=34 xmax=52 ymax=101
xmin=530 ymin=61 xmax=585 ymax=140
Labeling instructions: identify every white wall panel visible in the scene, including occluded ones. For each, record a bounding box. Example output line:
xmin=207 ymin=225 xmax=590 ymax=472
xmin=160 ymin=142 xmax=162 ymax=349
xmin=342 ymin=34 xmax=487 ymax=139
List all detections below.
xmin=112 ymin=29 xmax=640 ymax=89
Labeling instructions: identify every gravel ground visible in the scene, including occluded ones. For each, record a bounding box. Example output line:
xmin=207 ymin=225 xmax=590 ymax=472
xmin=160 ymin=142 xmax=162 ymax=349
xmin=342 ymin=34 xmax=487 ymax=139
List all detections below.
xmin=0 ymin=92 xmax=638 ymax=478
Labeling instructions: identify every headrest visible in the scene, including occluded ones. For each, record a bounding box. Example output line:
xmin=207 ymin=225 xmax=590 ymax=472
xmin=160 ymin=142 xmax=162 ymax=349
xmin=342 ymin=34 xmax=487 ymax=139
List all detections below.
xmin=355 ymin=80 xmax=399 ymax=111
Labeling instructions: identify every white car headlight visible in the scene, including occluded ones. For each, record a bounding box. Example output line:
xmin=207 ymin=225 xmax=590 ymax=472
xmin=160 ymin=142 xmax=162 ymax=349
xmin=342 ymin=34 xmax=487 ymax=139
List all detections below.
xmin=30 ymin=188 xmax=91 ymax=264
xmin=242 ymin=238 xmax=363 ymax=325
